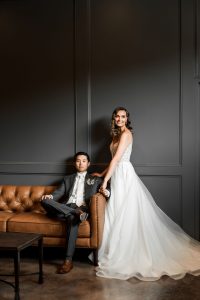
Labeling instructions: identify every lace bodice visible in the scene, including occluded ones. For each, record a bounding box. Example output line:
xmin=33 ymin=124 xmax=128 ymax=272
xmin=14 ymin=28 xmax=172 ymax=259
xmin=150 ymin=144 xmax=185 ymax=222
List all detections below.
xmin=110 ymin=142 xmax=132 ymax=162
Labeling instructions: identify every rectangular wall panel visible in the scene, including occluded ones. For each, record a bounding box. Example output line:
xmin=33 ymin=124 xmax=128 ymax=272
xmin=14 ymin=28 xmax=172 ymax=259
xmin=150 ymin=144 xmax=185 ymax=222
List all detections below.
xmin=90 ymin=0 xmax=181 ymax=166
xmin=0 ymin=0 xmax=75 ymax=177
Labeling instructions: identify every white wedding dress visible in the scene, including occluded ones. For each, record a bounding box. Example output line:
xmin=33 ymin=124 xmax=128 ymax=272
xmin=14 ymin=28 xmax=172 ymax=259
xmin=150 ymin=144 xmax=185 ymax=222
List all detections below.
xmin=96 ymin=142 xmax=200 ymax=281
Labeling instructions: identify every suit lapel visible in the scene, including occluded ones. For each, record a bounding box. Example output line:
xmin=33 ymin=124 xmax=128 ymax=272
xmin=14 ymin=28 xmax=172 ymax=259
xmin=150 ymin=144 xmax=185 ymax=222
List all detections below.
xmin=84 ymin=173 xmax=90 ymax=199
xmin=69 ymin=173 xmax=77 ymax=197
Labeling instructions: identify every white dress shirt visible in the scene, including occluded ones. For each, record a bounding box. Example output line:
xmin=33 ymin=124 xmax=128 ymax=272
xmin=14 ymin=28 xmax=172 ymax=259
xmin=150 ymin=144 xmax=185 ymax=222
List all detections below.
xmin=68 ymin=172 xmax=87 ymax=207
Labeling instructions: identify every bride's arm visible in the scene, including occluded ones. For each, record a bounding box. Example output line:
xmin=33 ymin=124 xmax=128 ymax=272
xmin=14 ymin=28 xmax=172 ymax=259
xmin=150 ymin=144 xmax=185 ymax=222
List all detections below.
xmin=92 ymin=167 xmax=108 ymax=177
xmin=101 ymin=132 xmax=132 ymax=190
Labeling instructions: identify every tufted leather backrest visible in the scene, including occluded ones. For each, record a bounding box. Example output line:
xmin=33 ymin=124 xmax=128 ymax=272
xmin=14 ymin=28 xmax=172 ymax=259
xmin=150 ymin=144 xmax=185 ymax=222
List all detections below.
xmin=0 ymin=185 xmax=57 ymax=213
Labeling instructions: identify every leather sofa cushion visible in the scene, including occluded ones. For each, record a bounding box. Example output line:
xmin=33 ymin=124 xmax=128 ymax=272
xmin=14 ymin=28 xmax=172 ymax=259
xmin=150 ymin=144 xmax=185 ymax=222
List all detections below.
xmin=7 ymin=212 xmax=90 ymax=238
xmin=0 ymin=212 xmax=14 ymax=232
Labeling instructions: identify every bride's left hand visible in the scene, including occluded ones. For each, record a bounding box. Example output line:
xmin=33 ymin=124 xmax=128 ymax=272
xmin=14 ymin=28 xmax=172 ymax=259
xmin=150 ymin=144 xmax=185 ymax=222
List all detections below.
xmin=99 ymin=181 xmax=107 ymax=194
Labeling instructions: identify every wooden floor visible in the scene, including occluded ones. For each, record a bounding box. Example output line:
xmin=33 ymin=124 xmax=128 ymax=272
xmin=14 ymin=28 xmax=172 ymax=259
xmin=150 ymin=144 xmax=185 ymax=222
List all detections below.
xmin=1 ymin=249 xmax=200 ymax=300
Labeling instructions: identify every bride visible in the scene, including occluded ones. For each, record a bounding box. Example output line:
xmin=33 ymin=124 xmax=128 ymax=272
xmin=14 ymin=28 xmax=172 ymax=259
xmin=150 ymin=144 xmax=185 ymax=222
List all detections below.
xmin=93 ymin=106 xmax=200 ymax=281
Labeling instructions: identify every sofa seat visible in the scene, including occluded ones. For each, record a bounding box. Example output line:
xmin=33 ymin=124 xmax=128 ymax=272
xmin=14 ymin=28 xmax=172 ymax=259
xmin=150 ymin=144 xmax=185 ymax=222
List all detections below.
xmin=7 ymin=212 xmax=91 ymax=238
xmin=0 ymin=212 xmax=14 ymax=232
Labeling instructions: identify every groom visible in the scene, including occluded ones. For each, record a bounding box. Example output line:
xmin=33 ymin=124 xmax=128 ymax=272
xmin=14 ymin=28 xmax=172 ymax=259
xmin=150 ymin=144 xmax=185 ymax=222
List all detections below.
xmin=41 ymin=151 xmax=110 ymax=274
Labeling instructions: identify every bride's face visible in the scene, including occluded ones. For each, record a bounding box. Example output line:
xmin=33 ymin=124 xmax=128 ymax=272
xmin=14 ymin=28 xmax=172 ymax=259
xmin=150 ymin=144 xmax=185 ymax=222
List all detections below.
xmin=114 ymin=110 xmax=127 ymax=129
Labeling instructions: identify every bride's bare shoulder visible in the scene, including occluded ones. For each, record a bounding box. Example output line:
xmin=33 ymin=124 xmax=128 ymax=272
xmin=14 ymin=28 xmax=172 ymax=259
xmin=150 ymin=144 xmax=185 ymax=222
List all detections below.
xmin=121 ymin=129 xmax=133 ymax=142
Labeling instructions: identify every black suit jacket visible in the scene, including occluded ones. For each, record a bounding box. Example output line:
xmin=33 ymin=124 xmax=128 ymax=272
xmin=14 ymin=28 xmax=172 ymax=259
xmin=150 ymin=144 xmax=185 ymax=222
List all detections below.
xmin=51 ymin=173 xmax=108 ymax=211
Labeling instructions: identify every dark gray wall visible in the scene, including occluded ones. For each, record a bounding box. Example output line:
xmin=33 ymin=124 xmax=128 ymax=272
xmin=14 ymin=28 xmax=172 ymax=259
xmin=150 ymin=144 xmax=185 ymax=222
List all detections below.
xmin=0 ymin=0 xmax=199 ymax=239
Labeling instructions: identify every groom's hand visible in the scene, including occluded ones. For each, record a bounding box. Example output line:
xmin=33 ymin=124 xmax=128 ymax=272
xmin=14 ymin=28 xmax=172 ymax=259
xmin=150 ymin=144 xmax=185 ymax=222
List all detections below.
xmin=41 ymin=194 xmax=53 ymax=201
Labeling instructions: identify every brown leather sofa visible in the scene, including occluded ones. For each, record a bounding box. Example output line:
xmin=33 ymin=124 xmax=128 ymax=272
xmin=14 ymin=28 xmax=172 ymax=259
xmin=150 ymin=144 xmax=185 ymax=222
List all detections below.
xmin=0 ymin=185 xmax=106 ymax=265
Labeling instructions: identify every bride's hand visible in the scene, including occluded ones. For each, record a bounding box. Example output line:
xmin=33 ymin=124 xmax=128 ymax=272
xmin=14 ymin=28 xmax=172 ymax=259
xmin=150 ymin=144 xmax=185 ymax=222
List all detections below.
xmin=91 ymin=172 xmax=102 ymax=177
xmin=99 ymin=181 xmax=108 ymax=193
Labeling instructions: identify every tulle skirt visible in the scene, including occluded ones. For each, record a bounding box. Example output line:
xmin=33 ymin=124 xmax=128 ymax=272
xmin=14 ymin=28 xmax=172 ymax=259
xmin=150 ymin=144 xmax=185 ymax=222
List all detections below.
xmin=96 ymin=161 xmax=200 ymax=281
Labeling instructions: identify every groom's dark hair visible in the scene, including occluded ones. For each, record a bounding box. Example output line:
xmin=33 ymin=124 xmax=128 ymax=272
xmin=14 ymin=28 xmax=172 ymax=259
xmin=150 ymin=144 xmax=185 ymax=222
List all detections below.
xmin=73 ymin=152 xmax=90 ymax=162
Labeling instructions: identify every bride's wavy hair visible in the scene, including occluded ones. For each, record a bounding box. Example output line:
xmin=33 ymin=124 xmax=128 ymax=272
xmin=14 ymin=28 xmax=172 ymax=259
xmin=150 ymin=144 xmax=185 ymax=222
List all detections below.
xmin=111 ymin=107 xmax=133 ymax=137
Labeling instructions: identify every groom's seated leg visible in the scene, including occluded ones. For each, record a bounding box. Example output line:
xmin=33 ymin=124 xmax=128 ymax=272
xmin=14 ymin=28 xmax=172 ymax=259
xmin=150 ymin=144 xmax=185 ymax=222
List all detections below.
xmin=57 ymin=214 xmax=79 ymax=274
xmin=41 ymin=199 xmax=77 ymax=219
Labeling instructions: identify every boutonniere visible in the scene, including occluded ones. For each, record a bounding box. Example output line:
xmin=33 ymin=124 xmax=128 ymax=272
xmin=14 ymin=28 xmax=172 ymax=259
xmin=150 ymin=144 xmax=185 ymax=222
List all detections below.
xmin=86 ymin=178 xmax=95 ymax=185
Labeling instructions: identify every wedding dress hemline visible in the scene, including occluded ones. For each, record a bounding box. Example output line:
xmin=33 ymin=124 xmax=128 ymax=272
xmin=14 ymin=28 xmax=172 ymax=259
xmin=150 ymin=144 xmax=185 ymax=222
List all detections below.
xmin=96 ymin=266 xmax=200 ymax=281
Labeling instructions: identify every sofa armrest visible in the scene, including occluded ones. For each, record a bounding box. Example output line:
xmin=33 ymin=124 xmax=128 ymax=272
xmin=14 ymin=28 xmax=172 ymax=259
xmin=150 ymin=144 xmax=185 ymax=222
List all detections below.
xmin=89 ymin=192 xmax=106 ymax=248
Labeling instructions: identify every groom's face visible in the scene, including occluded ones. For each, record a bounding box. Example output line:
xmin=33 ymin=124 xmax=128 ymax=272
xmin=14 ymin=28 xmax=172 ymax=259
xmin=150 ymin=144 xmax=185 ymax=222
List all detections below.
xmin=75 ymin=155 xmax=90 ymax=173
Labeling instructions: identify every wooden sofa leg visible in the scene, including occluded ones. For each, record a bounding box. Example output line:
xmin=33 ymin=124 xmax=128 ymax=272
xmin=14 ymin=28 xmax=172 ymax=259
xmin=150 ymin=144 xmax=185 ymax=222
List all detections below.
xmin=93 ymin=249 xmax=98 ymax=266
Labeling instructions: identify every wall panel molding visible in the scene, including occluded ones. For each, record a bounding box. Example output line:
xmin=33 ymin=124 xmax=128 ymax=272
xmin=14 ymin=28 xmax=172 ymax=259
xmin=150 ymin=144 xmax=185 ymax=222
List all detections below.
xmin=195 ymin=0 xmax=199 ymax=78
xmin=0 ymin=162 xmax=74 ymax=175
xmin=75 ymin=0 xmax=92 ymax=154
xmin=194 ymin=80 xmax=200 ymax=237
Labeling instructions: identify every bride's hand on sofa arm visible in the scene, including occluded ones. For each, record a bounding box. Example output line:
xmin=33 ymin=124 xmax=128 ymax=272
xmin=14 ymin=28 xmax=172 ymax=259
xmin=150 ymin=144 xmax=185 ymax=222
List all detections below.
xmin=92 ymin=167 xmax=108 ymax=178
xmin=91 ymin=172 xmax=102 ymax=177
